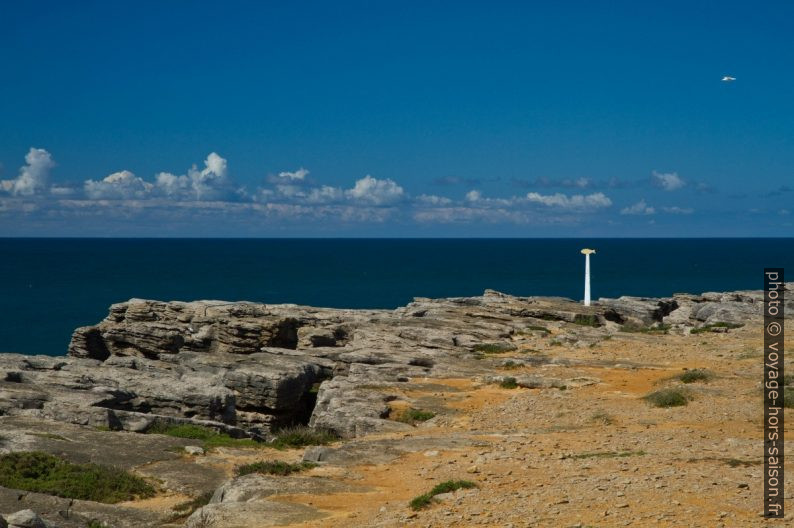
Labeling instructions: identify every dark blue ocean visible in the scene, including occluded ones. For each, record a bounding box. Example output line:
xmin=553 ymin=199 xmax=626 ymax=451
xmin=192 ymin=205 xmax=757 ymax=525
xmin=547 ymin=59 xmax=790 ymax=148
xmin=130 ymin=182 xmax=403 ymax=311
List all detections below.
xmin=1 ymin=238 xmax=791 ymax=356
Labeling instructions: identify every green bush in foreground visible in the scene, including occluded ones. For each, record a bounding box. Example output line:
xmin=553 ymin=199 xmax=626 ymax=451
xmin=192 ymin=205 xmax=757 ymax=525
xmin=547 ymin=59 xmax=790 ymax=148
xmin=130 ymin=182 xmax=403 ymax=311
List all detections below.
xmin=236 ymin=460 xmax=317 ymax=477
xmin=409 ymin=480 xmax=478 ymax=511
xmin=644 ymin=388 xmax=690 ymax=408
xmin=270 ymin=425 xmax=339 ymax=449
xmin=395 ymin=408 xmax=436 ymax=425
xmin=499 ymin=377 xmax=518 ymax=389
xmin=146 ymin=423 xmax=262 ymax=449
xmin=0 ymin=451 xmax=154 ymax=503
xmin=678 ymin=369 xmax=714 ymax=383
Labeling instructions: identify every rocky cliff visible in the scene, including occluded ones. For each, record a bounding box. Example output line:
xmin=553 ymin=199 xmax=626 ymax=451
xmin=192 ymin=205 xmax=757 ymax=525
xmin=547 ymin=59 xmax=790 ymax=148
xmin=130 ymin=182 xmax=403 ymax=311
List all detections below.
xmin=0 ymin=286 xmax=791 ymax=527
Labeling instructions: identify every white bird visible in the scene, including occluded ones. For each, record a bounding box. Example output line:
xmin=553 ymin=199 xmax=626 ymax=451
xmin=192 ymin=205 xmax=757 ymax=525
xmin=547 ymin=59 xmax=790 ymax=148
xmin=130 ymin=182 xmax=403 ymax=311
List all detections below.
xmin=721 ymin=76 xmax=736 ymax=82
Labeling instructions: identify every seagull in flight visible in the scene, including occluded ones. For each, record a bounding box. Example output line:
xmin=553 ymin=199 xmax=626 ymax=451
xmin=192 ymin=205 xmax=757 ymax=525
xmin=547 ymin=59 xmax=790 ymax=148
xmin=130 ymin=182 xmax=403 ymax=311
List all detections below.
xmin=721 ymin=76 xmax=736 ymax=82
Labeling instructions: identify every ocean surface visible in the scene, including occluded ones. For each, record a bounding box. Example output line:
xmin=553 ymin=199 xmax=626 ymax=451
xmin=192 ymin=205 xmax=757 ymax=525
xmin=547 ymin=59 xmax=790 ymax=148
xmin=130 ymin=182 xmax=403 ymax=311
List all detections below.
xmin=1 ymin=238 xmax=792 ymax=356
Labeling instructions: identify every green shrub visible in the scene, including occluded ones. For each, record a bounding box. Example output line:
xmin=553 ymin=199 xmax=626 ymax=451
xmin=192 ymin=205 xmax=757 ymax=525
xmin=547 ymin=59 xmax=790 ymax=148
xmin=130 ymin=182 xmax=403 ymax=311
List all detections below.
xmin=644 ymin=388 xmax=690 ymax=408
xmin=472 ymin=343 xmax=516 ymax=354
xmin=409 ymin=480 xmax=478 ymax=510
xmin=146 ymin=423 xmax=262 ymax=449
xmin=499 ymin=377 xmax=518 ymax=389
xmin=620 ymin=323 xmax=670 ymax=334
xmin=394 ymin=408 xmax=436 ymax=425
xmin=573 ymin=314 xmax=600 ymax=327
xmin=0 ymin=452 xmax=154 ymax=503
xmin=270 ymin=425 xmax=339 ymax=449
xmin=677 ymin=369 xmax=714 ymax=383
xmin=236 ymin=460 xmax=316 ymax=477
xmin=501 ymin=360 xmax=521 ymax=370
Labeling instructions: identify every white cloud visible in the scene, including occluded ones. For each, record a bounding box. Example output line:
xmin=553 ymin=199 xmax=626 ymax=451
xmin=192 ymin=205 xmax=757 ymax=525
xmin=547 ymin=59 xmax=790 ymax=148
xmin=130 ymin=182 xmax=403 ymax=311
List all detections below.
xmin=620 ymin=199 xmax=656 ymax=215
xmin=0 ymin=148 xmax=56 ymax=196
xmin=306 ymin=185 xmax=345 ymax=204
xmin=465 ymin=190 xmax=482 ymax=202
xmin=186 ymin=152 xmax=228 ymax=199
xmin=154 ymin=152 xmax=232 ymax=200
xmin=525 ymin=191 xmax=612 ymax=209
xmin=345 ymin=175 xmax=404 ymax=205
xmin=652 ymin=171 xmax=685 ymax=191
xmin=84 ymin=170 xmax=154 ymax=199
xmin=278 ymin=168 xmax=309 ymax=181
xmin=416 ymin=194 xmax=452 ymax=206
xmin=662 ymin=206 xmax=694 ymax=215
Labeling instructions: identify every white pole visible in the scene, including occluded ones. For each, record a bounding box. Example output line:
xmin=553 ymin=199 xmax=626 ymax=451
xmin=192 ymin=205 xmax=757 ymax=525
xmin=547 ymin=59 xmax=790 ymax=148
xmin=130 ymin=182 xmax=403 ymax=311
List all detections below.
xmin=580 ymin=248 xmax=595 ymax=306
xmin=584 ymin=253 xmax=591 ymax=306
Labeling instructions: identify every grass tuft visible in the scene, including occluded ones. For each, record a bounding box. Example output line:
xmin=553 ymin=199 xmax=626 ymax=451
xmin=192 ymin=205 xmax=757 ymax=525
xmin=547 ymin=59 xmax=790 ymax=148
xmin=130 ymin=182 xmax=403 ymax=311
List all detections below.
xmin=236 ymin=460 xmax=317 ymax=477
xmin=409 ymin=480 xmax=478 ymax=510
xmin=500 ymin=360 xmax=521 ymax=370
xmin=690 ymin=322 xmax=744 ymax=334
xmin=643 ymin=388 xmax=690 ymax=407
xmin=499 ymin=377 xmax=518 ymax=389
xmin=394 ymin=408 xmax=436 ymax=425
xmin=270 ymin=425 xmax=339 ymax=449
xmin=573 ymin=314 xmax=600 ymax=327
xmin=472 ymin=343 xmax=517 ymax=354
xmin=0 ymin=451 xmax=154 ymax=503
xmin=146 ymin=423 xmax=262 ymax=449
xmin=677 ymin=369 xmax=714 ymax=384
xmin=619 ymin=323 xmax=670 ymax=334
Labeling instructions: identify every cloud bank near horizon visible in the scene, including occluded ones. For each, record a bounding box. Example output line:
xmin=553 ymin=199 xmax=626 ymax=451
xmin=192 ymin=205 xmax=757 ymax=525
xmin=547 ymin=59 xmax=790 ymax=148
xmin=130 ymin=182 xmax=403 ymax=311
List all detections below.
xmin=3 ymin=146 xmax=778 ymax=235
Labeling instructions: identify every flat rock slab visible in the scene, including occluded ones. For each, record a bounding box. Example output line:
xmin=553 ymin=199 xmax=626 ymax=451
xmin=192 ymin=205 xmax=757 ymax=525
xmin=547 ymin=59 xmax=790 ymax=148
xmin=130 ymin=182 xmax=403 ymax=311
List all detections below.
xmin=0 ymin=488 xmax=162 ymax=528
xmin=0 ymin=416 xmax=193 ymax=469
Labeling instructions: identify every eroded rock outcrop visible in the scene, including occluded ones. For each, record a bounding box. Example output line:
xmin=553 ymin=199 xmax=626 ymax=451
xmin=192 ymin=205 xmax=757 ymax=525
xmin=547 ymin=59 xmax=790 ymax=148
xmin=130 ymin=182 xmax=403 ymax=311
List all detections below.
xmin=1 ymin=285 xmax=790 ymax=444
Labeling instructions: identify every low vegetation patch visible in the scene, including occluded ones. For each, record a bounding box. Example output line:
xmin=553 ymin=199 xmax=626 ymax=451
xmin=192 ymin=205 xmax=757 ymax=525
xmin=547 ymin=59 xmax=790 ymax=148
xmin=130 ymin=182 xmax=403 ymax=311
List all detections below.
xmin=472 ymin=342 xmax=517 ymax=354
xmin=677 ymin=369 xmax=714 ymax=383
xmin=499 ymin=377 xmax=518 ymax=389
xmin=568 ymin=450 xmax=646 ymax=460
xmin=619 ymin=323 xmax=670 ymax=334
xmin=236 ymin=460 xmax=317 ymax=477
xmin=0 ymin=451 xmax=155 ymax=503
xmin=572 ymin=314 xmax=600 ymax=327
xmin=643 ymin=388 xmax=690 ymax=408
xmin=270 ymin=425 xmax=339 ymax=449
xmin=690 ymin=322 xmax=744 ymax=334
xmin=500 ymin=360 xmax=521 ymax=370
xmin=146 ymin=423 xmax=262 ymax=449
xmin=394 ymin=407 xmax=436 ymax=425
xmin=409 ymin=479 xmax=478 ymax=510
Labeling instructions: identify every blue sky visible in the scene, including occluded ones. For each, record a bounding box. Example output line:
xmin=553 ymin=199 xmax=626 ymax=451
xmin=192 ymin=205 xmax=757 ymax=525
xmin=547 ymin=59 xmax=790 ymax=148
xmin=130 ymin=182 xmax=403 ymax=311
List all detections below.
xmin=1 ymin=1 xmax=792 ymax=236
